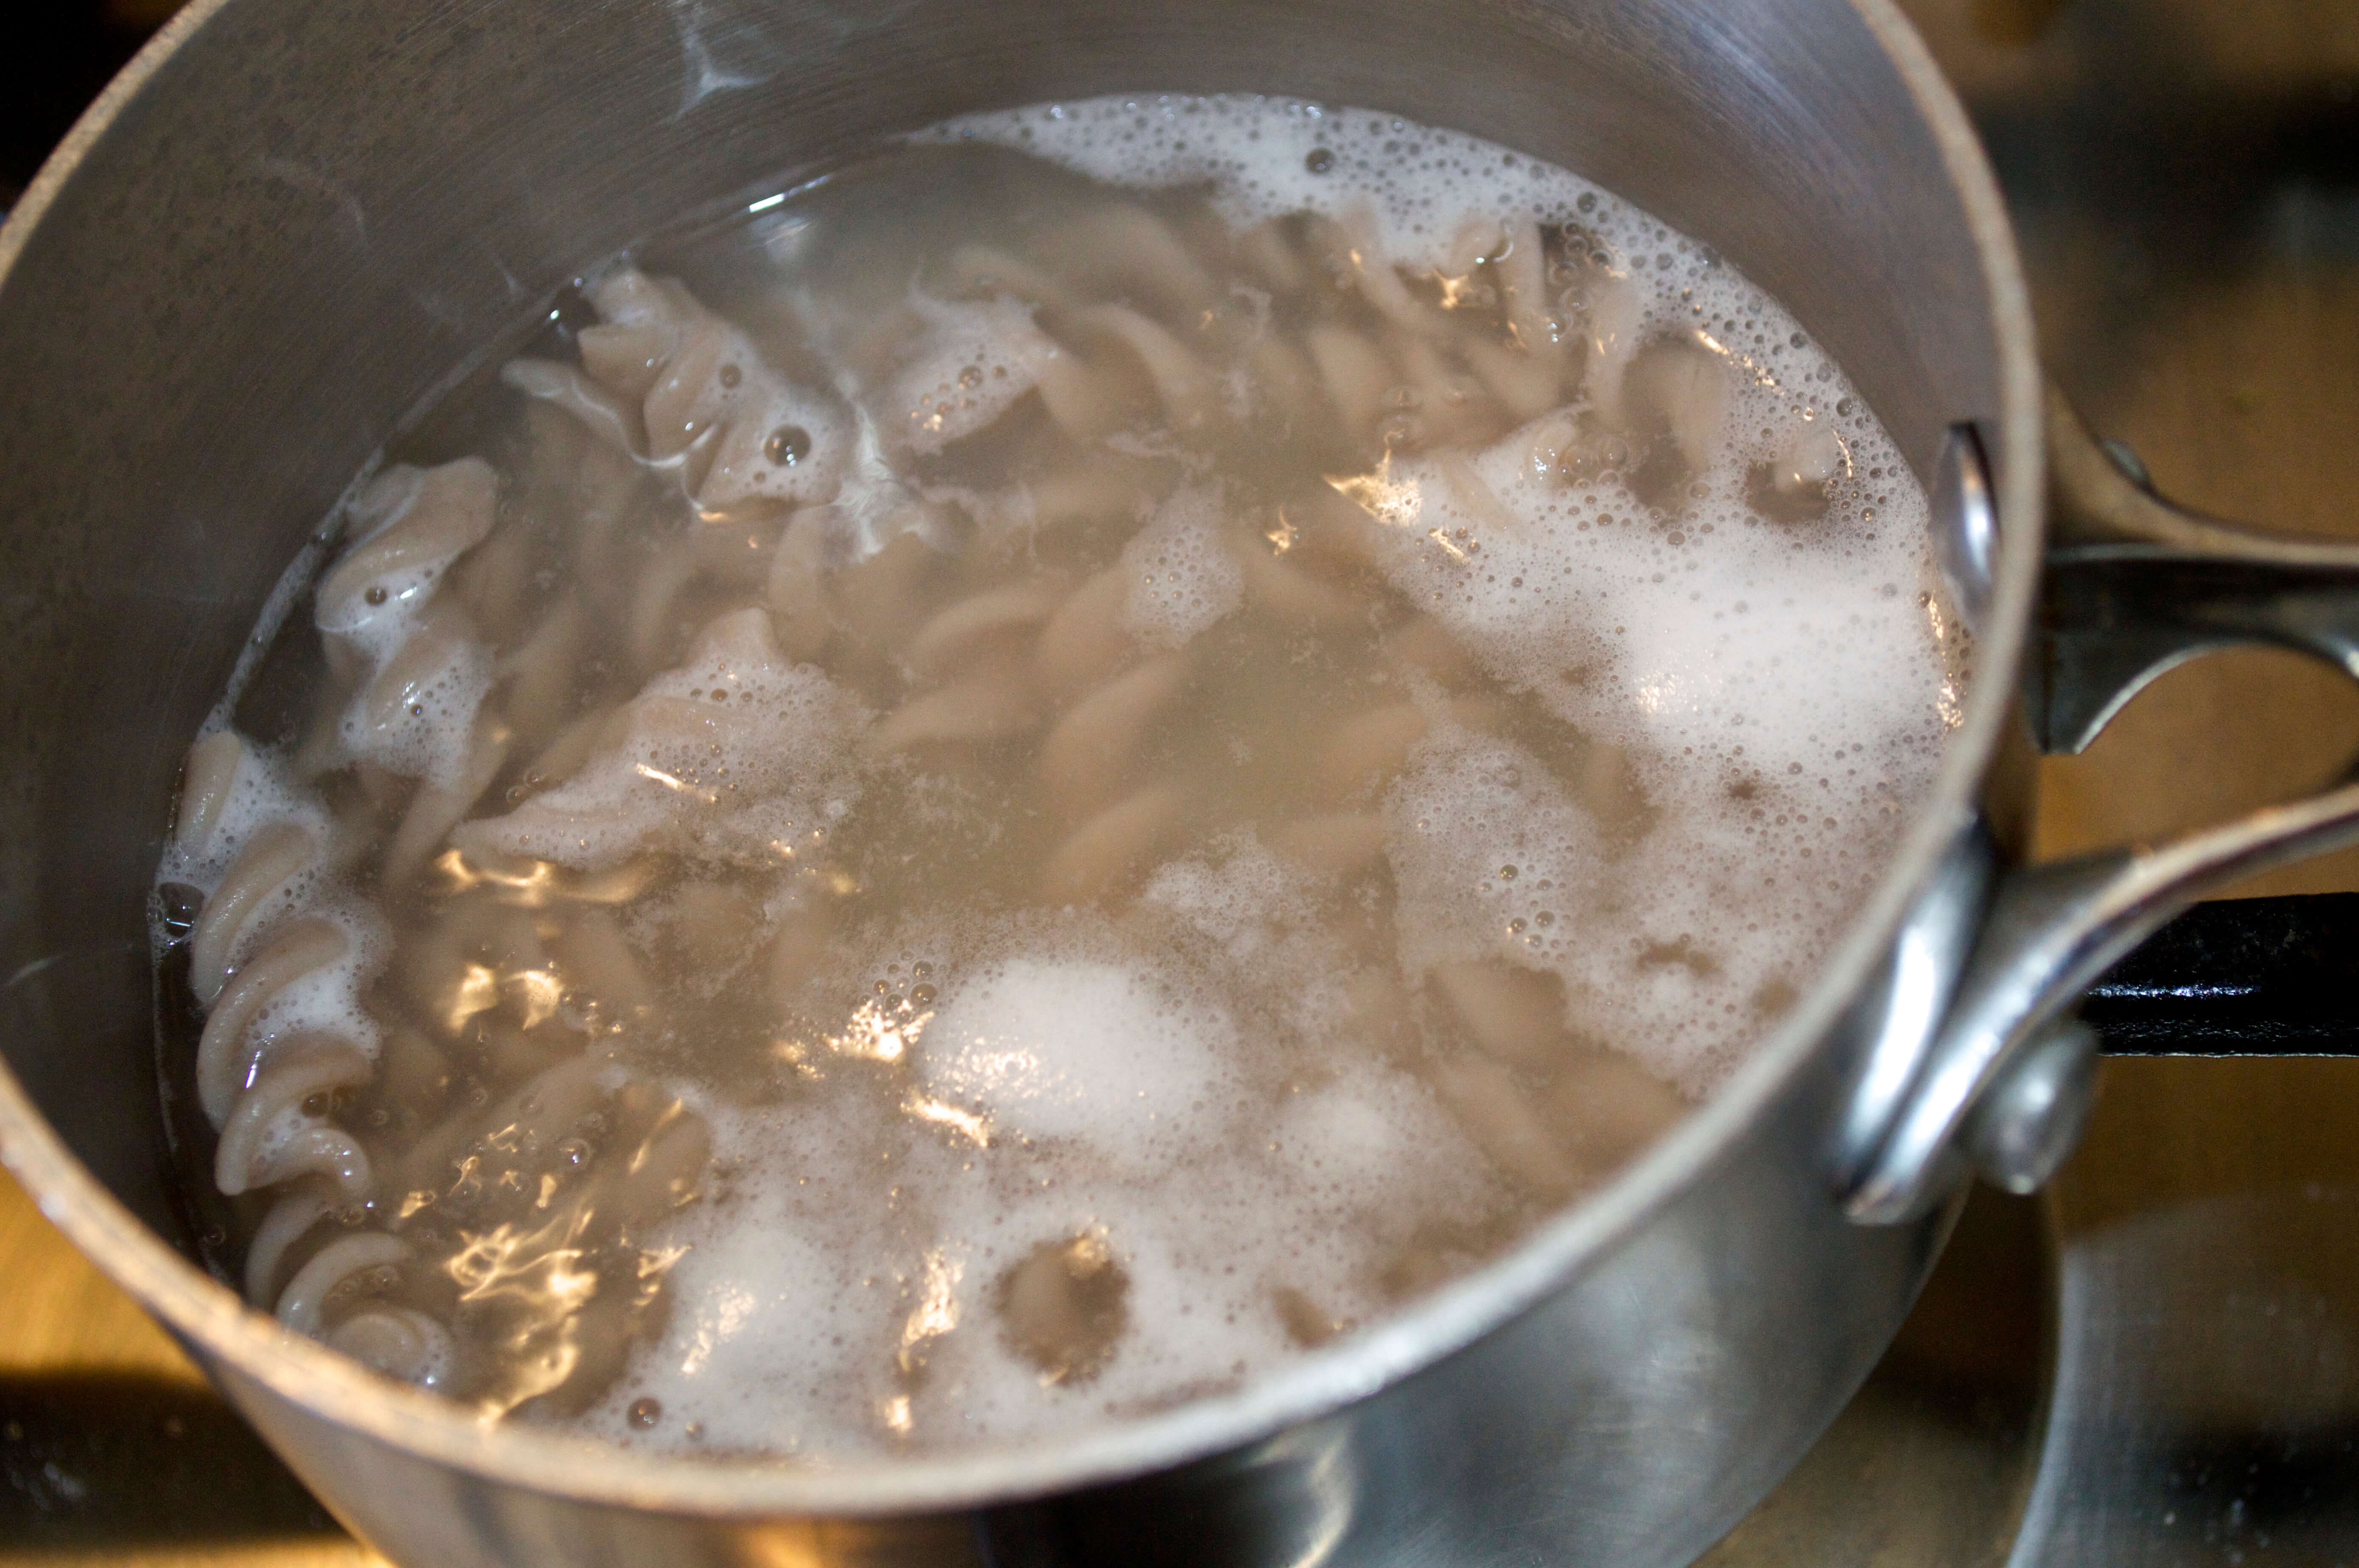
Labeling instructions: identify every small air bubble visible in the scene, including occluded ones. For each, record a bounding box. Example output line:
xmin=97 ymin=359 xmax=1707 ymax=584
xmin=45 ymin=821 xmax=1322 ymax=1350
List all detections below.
xmin=157 ymin=882 xmax=203 ymax=937
xmin=765 ymin=425 xmax=812 ymax=466
xmin=628 ymin=1397 xmax=663 ymax=1430
xmin=1305 ymin=148 xmax=1336 ymax=174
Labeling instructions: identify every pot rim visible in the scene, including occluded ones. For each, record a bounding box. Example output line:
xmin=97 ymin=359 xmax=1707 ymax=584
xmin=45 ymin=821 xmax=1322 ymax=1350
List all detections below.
xmin=0 ymin=0 xmax=2044 ymax=1519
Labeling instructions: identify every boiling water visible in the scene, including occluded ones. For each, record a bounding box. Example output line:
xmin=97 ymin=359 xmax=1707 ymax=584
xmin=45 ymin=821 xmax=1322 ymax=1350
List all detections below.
xmin=153 ymin=95 xmax=1962 ymax=1457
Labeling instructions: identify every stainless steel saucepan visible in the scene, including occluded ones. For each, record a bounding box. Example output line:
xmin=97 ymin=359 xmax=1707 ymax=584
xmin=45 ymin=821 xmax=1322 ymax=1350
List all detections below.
xmin=6 ymin=1 xmax=2356 ymax=1563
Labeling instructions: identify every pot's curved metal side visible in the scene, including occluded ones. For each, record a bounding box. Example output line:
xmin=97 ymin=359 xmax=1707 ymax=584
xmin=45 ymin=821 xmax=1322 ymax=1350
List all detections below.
xmin=0 ymin=0 xmax=2042 ymax=1564
xmin=193 ymin=1055 xmax=1947 ymax=1568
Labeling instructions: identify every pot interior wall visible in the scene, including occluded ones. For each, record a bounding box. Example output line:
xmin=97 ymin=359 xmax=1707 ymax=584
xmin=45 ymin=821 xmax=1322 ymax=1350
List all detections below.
xmin=0 ymin=0 xmax=1998 ymax=1247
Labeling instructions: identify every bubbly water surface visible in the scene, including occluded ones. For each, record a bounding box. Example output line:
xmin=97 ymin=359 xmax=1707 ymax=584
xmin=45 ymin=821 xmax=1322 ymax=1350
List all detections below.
xmin=154 ymin=94 xmax=1961 ymax=1457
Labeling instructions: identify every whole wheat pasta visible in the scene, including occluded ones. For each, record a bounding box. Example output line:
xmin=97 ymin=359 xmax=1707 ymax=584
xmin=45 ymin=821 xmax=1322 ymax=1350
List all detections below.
xmin=905 ymin=577 xmax=1070 ymax=679
xmin=1034 ymin=566 xmax=1137 ymax=700
xmin=194 ymin=916 xmax=354 ymax=1126
xmin=862 ymin=669 xmax=1041 ymax=757
xmin=501 ymin=358 xmax=645 ymax=457
xmin=1425 ymin=960 xmax=1569 ymax=1070
xmin=187 ymin=821 xmax=315 ymax=1005
xmin=1036 ymin=653 xmax=1190 ymax=816
xmin=1425 ymin=1055 xmax=1576 ymax=1201
xmin=243 ymin=1187 xmax=336 ymax=1308
xmin=172 ymin=731 xmax=248 ymax=860
xmin=1066 ymin=305 xmax=1222 ymax=431
xmin=1039 ymin=783 xmax=1191 ymax=906
xmin=149 ymin=97 xmax=1947 ymax=1449
xmin=275 ymin=1233 xmax=411 ymax=1336
xmin=325 ymin=1306 xmax=456 ymax=1389
xmin=1032 ymin=205 xmax=1217 ymax=322
xmin=213 ymin=1036 xmax=375 ymax=1198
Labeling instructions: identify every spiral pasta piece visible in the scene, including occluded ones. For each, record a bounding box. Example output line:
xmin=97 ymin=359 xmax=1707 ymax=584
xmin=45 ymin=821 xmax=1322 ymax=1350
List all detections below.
xmin=186 ymin=822 xmax=316 ymax=1005
xmin=1039 ymin=784 xmax=1190 ymax=906
xmin=381 ymin=714 xmax=512 ymax=893
xmin=353 ymin=595 xmax=484 ymax=742
xmin=316 ymin=460 xmax=498 ymax=649
xmin=327 ymin=1308 xmax=457 ymax=1390
xmin=195 ymin=915 xmax=351 ymax=1127
xmin=937 ymin=244 xmax=1071 ymax=309
xmin=905 ymin=578 xmax=1069 ymax=679
xmin=173 ymin=731 xmax=248 ymax=862
xmin=275 ymin=1233 xmax=410 ymax=1336
xmin=1263 ymin=813 xmax=1389 ymax=879
xmin=1037 ymin=653 xmax=1189 ymax=818
xmin=213 ymin=1037 xmax=375 ymax=1199
xmin=500 ymin=358 xmax=644 ymax=456
xmin=1034 ymin=567 xmax=1137 ymax=701
xmin=861 ymin=670 xmax=1041 ymax=758
xmin=1033 ymin=205 xmax=1216 ymax=322
xmin=244 ymin=1187 xmax=336 ymax=1308
xmin=1068 ymin=305 xmax=1222 ymax=431
xmin=883 ymin=295 xmax=1066 ymax=456
xmin=581 ymin=268 xmax=849 ymax=512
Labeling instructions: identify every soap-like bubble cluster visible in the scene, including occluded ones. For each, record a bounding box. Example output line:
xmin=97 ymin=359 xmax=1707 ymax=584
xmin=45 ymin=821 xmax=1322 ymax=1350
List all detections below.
xmin=586 ymin=881 xmax=1499 ymax=1455
xmin=936 ymin=93 xmax=1958 ymax=1089
xmin=883 ymin=295 xmax=1063 ymax=456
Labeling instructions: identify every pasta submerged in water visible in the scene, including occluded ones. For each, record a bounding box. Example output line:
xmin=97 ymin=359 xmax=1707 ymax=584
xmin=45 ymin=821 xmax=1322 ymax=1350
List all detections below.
xmin=154 ymin=96 xmax=1961 ymax=1454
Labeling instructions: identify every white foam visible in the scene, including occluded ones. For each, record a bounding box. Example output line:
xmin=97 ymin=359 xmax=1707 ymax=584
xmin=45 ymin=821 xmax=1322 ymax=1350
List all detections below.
xmin=1370 ymin=409 xmax=1940 ymax=783
xmin=575 ymin=1092 xmax=908 ymax=1455
xmin=1137 ymin=833 xmax=1310 ymax=960
xmin=1384 ymin=730 xmax=1605 ymax=981
xmin=156 ymin=743 xmax=328 ymax=896
xmin=698 ymin=372 xmax=852 ymax=511
xmin=590 ymin=924 xmax=1500 ymax=1453
xmin=242 ymin=900 xmax=389 ymax=1067
xmin=334 ymin=623 xmax=493 ymax=790
xmin=919 ymin=951 xmax=1238 ymax=1161
xmin=915 ymin=95 xmax=1954 ymax=1094
xmin=1120 ymin=484 xmax=1242 ymax=650
xmin=927 ymin=95 xmax=1638 ymax=274
xmin=882 ymin=293 xmax=1065 ymax=456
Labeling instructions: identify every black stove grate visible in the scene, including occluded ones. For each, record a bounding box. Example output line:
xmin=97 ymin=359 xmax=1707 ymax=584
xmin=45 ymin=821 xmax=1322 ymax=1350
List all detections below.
xmin=2088 ymin=895 xmax=2359 ymax=1055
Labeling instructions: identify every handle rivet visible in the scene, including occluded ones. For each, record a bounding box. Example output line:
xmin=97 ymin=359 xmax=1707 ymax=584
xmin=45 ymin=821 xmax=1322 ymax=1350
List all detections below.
xmin=1964 ymin=1019 xmax=2098 ymax=1194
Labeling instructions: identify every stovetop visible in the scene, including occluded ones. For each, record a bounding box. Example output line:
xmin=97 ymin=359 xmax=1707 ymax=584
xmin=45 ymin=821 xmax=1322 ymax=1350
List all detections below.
xmin=6 ymin=1 xmax=2358 ymax=1563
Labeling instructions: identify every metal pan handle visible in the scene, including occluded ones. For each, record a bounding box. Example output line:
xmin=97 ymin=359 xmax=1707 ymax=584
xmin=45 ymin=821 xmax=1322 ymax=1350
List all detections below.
xmin=1839 ymin=389 xmax=2359 ymax=1225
